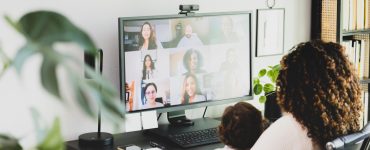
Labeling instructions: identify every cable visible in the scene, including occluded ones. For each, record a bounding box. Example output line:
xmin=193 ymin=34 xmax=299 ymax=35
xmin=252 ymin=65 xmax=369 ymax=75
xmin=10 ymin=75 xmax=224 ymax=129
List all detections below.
xmin=157 ymin=113 xmax=162 ymax=120
xmin=202 ymin=107 xmax=208 ymax=118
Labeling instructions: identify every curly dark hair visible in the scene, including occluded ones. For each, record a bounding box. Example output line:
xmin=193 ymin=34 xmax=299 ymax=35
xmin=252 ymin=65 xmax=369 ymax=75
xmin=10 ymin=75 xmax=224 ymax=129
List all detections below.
xmin=183 ymin=49 xmax=203 ymax=72
xmin=218 ymin=102 xmax=267 ymax=149
xmin=276 ymin=40 xmax=363 ymax=148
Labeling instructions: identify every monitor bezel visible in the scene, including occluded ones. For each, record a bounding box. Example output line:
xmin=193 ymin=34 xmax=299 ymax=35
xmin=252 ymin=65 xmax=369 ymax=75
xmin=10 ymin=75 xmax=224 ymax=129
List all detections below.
xmin=119 ymin=11 xmax=253 ymax=113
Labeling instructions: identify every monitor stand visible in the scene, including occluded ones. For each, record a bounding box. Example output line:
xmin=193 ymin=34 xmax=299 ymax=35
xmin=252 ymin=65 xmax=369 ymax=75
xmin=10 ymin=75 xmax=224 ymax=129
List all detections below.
xmin=167 ymin=110 xmax=195 ymax=126
xmin=145 ymin=110 xmax=220 ymax=138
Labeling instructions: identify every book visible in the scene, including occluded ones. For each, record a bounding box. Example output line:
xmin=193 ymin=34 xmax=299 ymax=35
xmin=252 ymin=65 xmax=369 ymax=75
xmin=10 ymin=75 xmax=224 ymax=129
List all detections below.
xmin=357 ymin=0 xmax=365 ymax=30
xmin=343 ymin=0 xmax=350 ymax=31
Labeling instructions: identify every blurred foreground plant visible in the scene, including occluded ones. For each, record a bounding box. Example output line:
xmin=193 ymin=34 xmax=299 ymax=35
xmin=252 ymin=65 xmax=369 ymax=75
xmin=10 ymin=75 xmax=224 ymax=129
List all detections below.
xmin=0 ymin=10 xmax=124 ymax=149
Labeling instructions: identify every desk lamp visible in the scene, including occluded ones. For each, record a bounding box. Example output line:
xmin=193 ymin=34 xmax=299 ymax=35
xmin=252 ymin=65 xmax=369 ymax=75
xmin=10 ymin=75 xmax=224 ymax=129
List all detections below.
xmin=78 ymin=49 xmax=114 ymax=147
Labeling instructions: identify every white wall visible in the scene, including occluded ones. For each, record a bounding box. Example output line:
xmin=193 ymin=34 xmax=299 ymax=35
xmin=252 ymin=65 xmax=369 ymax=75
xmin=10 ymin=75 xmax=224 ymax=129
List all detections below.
xmin=0 ymin=0 xmax=311 ymax=147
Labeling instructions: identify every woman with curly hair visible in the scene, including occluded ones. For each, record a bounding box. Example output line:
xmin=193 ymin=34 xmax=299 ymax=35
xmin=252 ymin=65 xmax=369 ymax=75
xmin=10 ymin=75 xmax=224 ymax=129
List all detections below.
xmin=251 ymin=40 xmax=363 ymax=150
xmin=182 ymin=49 xmax=206 ymax=75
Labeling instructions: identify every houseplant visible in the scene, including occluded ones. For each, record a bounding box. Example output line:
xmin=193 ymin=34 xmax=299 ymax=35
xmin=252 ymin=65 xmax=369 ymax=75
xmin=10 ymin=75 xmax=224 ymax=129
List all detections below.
xmin=0 ymin=10 xmax=123 ymax=149
xmin=253 ymin=64 xmax=282 ymax=122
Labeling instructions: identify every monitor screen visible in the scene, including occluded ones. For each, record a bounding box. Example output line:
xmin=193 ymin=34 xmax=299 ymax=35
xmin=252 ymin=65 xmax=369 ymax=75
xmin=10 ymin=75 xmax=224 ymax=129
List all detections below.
xmin=119 ymin=12 xmax=252 ymax=113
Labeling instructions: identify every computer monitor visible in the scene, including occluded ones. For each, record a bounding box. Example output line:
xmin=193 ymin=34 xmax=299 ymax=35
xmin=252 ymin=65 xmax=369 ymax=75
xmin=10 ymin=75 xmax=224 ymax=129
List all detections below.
xmin=119 ymin=11 xmax=252 ymax=122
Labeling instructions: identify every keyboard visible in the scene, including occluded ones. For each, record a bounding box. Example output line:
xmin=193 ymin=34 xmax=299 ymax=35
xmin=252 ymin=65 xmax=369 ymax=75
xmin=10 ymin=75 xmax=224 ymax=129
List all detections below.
xmin=167 ymin=127 xmax=220 ymax=148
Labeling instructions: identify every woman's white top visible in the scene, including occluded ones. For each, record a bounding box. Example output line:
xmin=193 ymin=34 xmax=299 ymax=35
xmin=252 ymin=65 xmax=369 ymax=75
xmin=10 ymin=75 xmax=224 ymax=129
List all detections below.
xmin=251 ymin=113 xmax=321 ymax=150
xmin=143 ymin=69 xmax=156 ymax=80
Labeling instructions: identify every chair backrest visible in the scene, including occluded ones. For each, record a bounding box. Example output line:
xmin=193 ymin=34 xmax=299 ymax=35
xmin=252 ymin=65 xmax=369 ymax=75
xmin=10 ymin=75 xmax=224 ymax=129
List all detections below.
xmin=326 ymin=122 xmax=370 ymax=150
xmin=155 ymin=97 xmax=163 ymax=103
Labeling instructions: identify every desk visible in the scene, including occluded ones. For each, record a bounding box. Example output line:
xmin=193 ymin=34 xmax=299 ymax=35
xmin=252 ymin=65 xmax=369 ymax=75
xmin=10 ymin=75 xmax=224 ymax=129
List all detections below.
xmin=66 ymin=130 xmax=224 ymax=150
xmin=67 ymin=117 xmax=225 ymax=150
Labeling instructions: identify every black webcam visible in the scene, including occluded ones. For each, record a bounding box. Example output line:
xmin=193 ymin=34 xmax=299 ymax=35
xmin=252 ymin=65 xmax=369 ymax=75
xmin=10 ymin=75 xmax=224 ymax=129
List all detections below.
xmin=179 ymin=4 xmax=199 ymax=16
xmin=179 ymin=4 xmax=199 ymax=11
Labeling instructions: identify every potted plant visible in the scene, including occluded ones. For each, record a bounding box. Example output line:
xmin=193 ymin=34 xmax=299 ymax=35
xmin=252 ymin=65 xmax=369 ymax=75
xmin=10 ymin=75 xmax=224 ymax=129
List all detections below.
xmin=253 ymin=64 xmax=282 ymax=122
xmin=0 ymin=11 xmax=123 ymax=149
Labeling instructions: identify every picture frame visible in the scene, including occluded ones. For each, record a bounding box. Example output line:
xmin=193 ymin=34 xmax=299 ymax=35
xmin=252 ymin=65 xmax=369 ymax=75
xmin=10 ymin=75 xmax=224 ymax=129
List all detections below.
xmin=256 ymin=8 xmax=285 ymax=57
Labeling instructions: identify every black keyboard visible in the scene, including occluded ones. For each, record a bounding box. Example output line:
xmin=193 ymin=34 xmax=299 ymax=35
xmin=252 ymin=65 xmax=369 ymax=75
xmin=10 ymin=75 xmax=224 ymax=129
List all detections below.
xmin=168 ymin=127 xmax=220 ymax=148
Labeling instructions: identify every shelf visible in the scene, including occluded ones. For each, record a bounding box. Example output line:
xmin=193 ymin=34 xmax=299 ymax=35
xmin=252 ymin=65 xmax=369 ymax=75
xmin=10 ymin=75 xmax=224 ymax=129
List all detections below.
xmin=342 ymin=29 xmax=370 ymax=36
xmin=360 ymin=78 xmax=370 ymax=84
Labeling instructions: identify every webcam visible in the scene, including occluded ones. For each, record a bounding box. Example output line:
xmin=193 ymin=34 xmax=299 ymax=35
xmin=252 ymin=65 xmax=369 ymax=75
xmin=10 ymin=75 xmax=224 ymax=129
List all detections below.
xmin=179 ymin=4 xmax=199 ymax=16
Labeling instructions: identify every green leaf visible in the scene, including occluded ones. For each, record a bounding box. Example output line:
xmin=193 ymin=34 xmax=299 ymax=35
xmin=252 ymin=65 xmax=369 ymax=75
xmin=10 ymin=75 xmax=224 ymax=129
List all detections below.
xmin=267 ymin=70 xmax=273 ymax=81
xmin=84 ymin=75 xmax=123 ymax=122
xmin=253 ymin=83 xmax=263 ymax=95
xmin=30 ymin=108 xmax=47 ymax=143
xmin=100 ymin=91 xmax=124 ymax=121
xmin=37 ymin=118 xmax=65 ymax=150
xmin=259 ymin=96 xmax=267 ymax=103
xmin=272 ymin=64 xmax=281 ymax=71
xmin=40 ymin=54 xmax=61 ymax=99
xmin=6 ymin=10 xmax=123 ymax=128
xmin=253 ymin=78 xmax=260 ymax=86
xmin=0 ymin=47 xmax=11 ymax=78
xmin=83 ymin=65 xmax=118 ymax=97
xmin=65 ymin=64 xmax=123 ymax=123
xmin=258 ymin=69 xmax=266 ymax=77
xmin=0 ymin=134 xmax=22 ymax=150
xmin=263 ymin=83 xmax=275 ymax=93
xmin=12 ymin=44 xmax=38 ymax=73
xmin=75 ymin=85 xmax=96 ymax=118
xmin=16 ymin=11 xmax=97 ymax=53
xmin=4 ymin=15 xmax=23 ymax=35
xmin=271 ymin=69 xmax=279 ymax=83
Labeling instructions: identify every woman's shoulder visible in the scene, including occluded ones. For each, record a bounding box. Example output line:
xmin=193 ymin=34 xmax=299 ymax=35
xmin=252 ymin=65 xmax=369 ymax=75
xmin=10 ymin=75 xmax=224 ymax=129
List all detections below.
xmin=251 ymin=113 xmax=318 ymax=150
xmin=263 ymin=113 xmax=305 ymax=136
xmin=273 ymin=113 xmax=299 ymax=126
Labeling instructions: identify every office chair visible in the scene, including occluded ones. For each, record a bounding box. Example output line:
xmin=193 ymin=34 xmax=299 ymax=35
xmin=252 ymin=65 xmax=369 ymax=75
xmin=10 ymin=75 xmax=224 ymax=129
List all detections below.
xmin=155 ymin=97 xmax=163 ymax=103
xmin=326 ymin=123 xmax=370 ymax=150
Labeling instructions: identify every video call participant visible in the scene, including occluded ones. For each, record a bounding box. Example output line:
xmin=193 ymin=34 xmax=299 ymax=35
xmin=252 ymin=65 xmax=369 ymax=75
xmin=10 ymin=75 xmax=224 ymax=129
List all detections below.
xmin=142 ymin=83 xmax=163 ymax=109
xmin=142 ymin=55 xmax=156 ymax=80
xmin=183 ymin=49 xmax=205 ymax=75
xmin=251 ymin=40 xmax=363 ymax=150
xmin=177 ymin=24 xmax=204 ymax=47
xmin=209 ymin=16 xmax=239 ymax=44
xmin=220 ymin=48 xmax=241 ymax=97
xmin=180 ymin=74 xmax=206 ymax=104
xmin=220 ymin=48 xmax=238 ymax=71
xmin=138 ymin=22 xmax=163 ymax=50
xmin=220 ymin=16 xmax=239 ymax=43
xmin=217 ymin=102 xmax=269 ymax=150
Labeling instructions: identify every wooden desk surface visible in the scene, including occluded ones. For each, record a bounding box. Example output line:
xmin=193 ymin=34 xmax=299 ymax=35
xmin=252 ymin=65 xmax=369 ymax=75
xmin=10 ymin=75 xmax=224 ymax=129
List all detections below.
xmin=66 ymin=130 xmax=224 ymax=150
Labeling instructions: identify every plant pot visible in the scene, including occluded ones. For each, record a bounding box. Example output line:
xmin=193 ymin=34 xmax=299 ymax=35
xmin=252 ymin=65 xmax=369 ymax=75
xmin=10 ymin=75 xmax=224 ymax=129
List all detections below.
xmin=264 ymin=92 xmax=282 ymax=122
